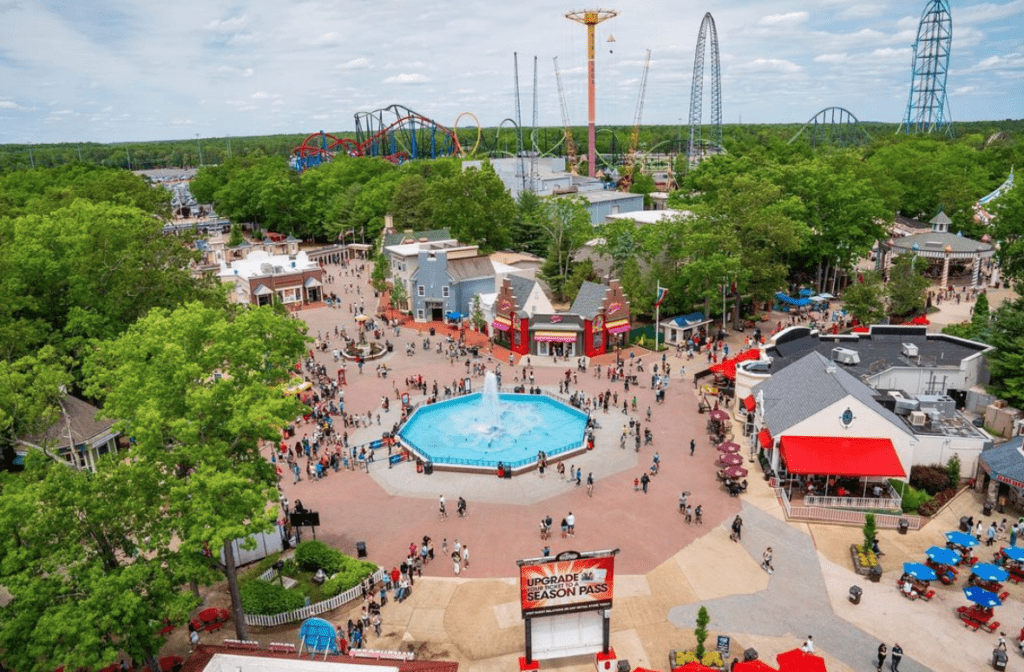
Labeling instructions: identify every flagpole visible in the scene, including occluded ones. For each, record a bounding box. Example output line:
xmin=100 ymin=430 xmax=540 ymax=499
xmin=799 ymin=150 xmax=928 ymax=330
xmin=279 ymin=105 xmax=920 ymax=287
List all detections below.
xmin=655 ymin=281 xmax=661 ymax=353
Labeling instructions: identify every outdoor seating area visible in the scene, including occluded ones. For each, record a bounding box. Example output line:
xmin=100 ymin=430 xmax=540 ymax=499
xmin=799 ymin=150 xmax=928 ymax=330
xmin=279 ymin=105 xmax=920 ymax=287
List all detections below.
xmin=192 ymin=607 xmax=230 ymax=634
xmin=995 ymin=546 xmax=1024 ymax=583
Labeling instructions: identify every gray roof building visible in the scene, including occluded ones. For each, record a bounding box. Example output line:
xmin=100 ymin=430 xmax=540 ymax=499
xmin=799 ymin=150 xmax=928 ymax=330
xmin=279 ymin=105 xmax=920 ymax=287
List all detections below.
xmin=383 ymin=228 xmax=453 ymax=248
xmin=979 ymin=436 xmax=1024 ymax=488
xmin=569 ymin=281 xmax=608 ymax=319
xmin=752 ymin=351 xmax=912 ymax=439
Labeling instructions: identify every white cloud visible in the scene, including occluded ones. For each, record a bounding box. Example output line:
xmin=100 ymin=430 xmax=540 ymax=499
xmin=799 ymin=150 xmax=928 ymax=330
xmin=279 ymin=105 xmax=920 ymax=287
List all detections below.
xmin=840 ymin=4 xmax=887 ymax=19
xmin=869 ymin=47 xmax=913 ymax=59
xmin=814 ymin=53 xmax=848 ymax=64
xmin=204 ymin=14 xmax=248 ymax=32
xmin=337 ymin=57 xmax=370 ymax=70
xmin=959 ymin=1 xmax=1024 ymax=24
xmin=759 ymin=12 xmax=808 ymax=25
xmin=383 ymin=73 xmax=430 ymax=84
xmin=954 ymin=86 xmax=977 ymax=95
xmin=251 ymin=91 xmax=272 ymax=99
xmin=0 ymin=100 xmax=22 ymax=110
xmin=736 ymin=58 xmax=803 ymax=73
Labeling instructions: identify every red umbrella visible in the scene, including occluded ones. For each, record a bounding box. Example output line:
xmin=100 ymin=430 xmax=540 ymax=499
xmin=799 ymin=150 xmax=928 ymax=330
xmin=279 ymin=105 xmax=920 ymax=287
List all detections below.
xmin=725 ymin=465 xmax=748 ymax=479
xmin=719 ymin=453 xmax=744 ymax=466
xmin=710 ymin=409 xmax=730 ymax=421
xmin=776 ymin=649 xmax=827 ymax=672
xmin=734 ymin=661 xmax=779 ymax=672
xmin=718 ymin=442 xmax=740 ymax=453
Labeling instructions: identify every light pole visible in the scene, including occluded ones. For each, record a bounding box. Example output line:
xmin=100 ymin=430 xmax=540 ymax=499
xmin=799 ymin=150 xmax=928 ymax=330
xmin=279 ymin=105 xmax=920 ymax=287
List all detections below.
xmin=196 ymin=134 xmax=204 ymax=167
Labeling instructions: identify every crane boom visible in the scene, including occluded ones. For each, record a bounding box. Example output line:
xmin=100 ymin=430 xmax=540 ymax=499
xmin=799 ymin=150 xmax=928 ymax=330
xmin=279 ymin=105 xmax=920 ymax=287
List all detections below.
xmin=553 ymin=56 xmax=578 ymax=174
xmin=628 ymin=49 xmax=652 ymax=170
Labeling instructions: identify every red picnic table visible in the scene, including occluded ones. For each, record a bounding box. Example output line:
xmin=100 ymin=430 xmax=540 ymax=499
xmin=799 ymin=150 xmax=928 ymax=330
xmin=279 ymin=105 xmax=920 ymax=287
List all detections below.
xmin=957 ymin=605 xmax=999 ymax=632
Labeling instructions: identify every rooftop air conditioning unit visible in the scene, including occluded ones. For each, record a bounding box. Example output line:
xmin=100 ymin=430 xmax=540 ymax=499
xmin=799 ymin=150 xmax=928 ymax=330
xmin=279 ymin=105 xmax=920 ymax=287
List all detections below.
xmin=895 ymin=398 xmax=920 ymax=415
xmin=909 ymin=411 xmax=927 ymax=428
xmin=831 ymin=347 xmax=861 ymax=365
xmin=901 ymin=343 xmax=919 ymax=358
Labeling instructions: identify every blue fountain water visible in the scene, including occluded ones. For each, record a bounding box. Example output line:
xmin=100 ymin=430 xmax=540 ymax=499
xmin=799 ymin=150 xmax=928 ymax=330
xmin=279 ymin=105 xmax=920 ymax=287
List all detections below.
xmin=399 ymin=372 xmax=588 ymax=469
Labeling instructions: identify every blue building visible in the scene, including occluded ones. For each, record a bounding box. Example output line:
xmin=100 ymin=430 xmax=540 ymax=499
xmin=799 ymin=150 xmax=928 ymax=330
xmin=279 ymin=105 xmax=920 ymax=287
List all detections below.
xmin=408 ymin=246 xmax=499 ymax=323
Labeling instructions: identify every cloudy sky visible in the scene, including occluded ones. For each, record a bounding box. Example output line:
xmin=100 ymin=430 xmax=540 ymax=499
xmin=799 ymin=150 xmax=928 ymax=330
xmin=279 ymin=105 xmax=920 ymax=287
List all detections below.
xmin=0 ymin=0 xmax=1021 ymax=144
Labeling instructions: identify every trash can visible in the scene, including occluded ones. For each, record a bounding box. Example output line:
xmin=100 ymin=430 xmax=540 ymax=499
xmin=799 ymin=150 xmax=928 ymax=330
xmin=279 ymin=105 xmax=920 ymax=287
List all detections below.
xmin=960 ymin=516 xmax=972 ymax=532
xmin=416 ymin=460 xmax=423 ymax=474
xmin=429 ymin=327 xmax=436 ymax=336
xmin=356 ymin=541 xmax=367 ymax=558
xmin=984 ymin=500 xmax=994 ymax=516
xmin=504 ymin=467 xmax=513 ymax=479
xmin=899 ymin=519 xmax=909 ymax=535
xmin=868 ymin=567 xmax=882 ymax=583
xmin=849 ymin=585 xmax=863 ymax=605
xmin=992 ymin=648 xmax=1007 ymax=671
xmin=616 ymin=661 xmax=631 ymax=672
xmin=743 ymin=648 xmax=758 ymax=662
xmin=424 ymin=462 xmax=433 ymax=475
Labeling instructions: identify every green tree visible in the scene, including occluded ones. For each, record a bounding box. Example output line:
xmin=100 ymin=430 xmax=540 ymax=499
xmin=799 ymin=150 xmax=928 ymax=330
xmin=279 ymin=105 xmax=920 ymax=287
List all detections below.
xmin=510 ymin=191 xmax=550 ymax=256
xmin=538 ymin=196 xmax=593 ymax=301
xmin=862 ymin=513 xmax=877 ymax=554
xmin=694 ymin=605 xmax=710 ymax=658
xmin=371 ymin=252 xmax=390 ymax=293
xmin=470 ymin=294 xmax=486 ymax=331
xmin=841 ymin=271 xmax=887 ymax=325
xmin=991 ymin=182 xmax=1024 ymax=287
xmin=628 ymin=171 xmax=656 ymax=208
xmin=390 ymin=270 xmax=409 ymax=313
xmin=946 ymin=454 xmax=962 ymax=488
xmin=83 ymin=303 xmax=309 ymax=641
xmin=427 ymin=161 xmax=514 ymax=252
xmin=0 ymin=452 xmax=200 ymax=672
xmin=0 ymin=347 xmax=70 ymax=471
xmin=984 ymin=296 xmax=1024 ymax=409
xmin=228 ymin=223 xmax=245 ymax=247
xmin=563 ymin=258 xmax=597 ymax=304
xmin=886 ymin=255 xmax=931 ymax=319
xmin=388 ymin=174 xmax=433 ymax=230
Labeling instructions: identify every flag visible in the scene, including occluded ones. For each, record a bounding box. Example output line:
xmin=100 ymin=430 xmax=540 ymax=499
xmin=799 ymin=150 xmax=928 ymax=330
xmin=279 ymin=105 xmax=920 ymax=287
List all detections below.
xmin=654 ymin=286 xmax=668 ymax=308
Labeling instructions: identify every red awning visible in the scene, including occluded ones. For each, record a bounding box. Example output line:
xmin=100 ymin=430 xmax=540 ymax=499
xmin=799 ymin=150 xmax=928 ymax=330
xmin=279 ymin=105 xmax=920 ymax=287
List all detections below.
xmin=910 ymin=315 xmax=930 ymax=325
xmin=852 ymin=326 xmax=869 ymax=333
xmin=779 ymin=436 xmax=905 ymax=478
xmin=743 ymin=395 xmax=756 ymax=412
xmin=708 ymin=349 xmax=761 ymax=381
xmin=734 ymin=661 xmax=779 ymax=672
xmin=776 ymin=649 xmax=827 ymax=672
xmin=758 ymin=428 xmax=773 ymax=449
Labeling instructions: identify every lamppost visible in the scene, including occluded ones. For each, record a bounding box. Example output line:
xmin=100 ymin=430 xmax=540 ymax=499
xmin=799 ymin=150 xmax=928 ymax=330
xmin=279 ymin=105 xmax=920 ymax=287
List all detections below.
xmin=196 ymin=134 xmax=204 ymax=167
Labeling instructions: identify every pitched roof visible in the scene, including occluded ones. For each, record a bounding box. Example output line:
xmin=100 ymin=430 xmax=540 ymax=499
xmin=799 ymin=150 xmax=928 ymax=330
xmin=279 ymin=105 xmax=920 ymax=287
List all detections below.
xmin=507 ymin=274 xmax=539 ymax=311
xmin=671 ymin=311 xmax=709 ymax=327
xmin=752 ymin=351 xmax=911 ymax=438
xmin=383 ymin=228 xmax=452 ymax=248
xmin=446 ymin=256 xmax=495 ymax=282
xmin=22 ymin=396 xmax=116 ymax=448
xmin=980 ymin=436 xmax=1024 ymax=487
xmin=570 ymin=281 xmax=607 ymax=319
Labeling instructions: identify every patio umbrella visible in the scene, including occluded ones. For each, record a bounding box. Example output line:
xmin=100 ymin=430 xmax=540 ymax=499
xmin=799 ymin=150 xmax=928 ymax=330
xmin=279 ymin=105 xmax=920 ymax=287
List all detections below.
xmin=1002 ymin=547 xmax=1024 ymax=562
xmin=725 ymin=465 xmax=748 ymax=479
xmin=971 ymin=563 xmax=1009 ymax=583
xmin=733 ymin=661 xmax=778 ymax=672
xmin=903 ymin=562 xmax=938 ymax=581
xmin=719 ymin=453 xmax=744 ymax=466
xmin=776 ymin=649 xmax=827 ymax=672
xmin=963 ymin=585 xmax=1001 ymax=607
xmin=717 ymin=441 xmax=740 ymax=452
xmin=925 ymin=546 xmax=961 ymax=565
xmin=677 ymin=664 xmax=717 ymax=672
xmin=945 ymin=530 xmax=979 ymax=548
xmin=710 ymin=409 xmax=730 ymax=421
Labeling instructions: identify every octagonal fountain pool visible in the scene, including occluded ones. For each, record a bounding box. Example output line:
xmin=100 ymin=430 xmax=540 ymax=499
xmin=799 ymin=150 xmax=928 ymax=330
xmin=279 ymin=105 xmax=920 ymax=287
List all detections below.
xmin=398 ymin=372 xmax=589 ymax=473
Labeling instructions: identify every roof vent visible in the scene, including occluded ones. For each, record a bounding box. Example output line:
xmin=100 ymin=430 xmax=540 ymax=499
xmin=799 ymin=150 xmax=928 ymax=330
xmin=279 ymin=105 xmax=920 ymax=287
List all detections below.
xmin=909 ymin=411 xmax=927 ymax=427
xmin=831 ymin=347 xmax=860 ymax=365
xmin=901 ymin=343 xmax=919 ymax=358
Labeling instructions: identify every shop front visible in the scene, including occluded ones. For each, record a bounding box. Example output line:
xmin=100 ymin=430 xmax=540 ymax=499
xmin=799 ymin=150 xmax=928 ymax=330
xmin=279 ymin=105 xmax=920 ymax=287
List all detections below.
xmin=530 ymin=315 xmax=583 ymax=358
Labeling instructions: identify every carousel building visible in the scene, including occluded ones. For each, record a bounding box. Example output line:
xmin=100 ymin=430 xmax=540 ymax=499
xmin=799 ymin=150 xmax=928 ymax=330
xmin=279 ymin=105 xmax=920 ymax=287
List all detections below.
xmin=877 ymin=211 xmax=995 ymax=288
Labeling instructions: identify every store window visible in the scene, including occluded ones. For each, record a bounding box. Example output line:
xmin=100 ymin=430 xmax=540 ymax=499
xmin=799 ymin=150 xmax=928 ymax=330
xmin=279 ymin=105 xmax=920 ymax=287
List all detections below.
xmin=417 ymin=285 xmax=425 ymax=297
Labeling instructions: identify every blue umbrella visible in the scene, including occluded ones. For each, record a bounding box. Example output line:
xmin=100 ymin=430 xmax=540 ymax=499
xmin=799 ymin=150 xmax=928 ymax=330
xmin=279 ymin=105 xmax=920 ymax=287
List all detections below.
xmin=971 ymin=563 xmax=1009 ymax=583
xmin=945 ymin=530 xmax=980 ymax=547
xmin=963 ymin=585 xmax=1001 ymax=607
xmin=1003 ymin=547 xmax=1024 ymax=562
xmin=903 ymin=562 xmax=938 ymax=581
xmin=926 ymin=546 xmax=961 ymax=565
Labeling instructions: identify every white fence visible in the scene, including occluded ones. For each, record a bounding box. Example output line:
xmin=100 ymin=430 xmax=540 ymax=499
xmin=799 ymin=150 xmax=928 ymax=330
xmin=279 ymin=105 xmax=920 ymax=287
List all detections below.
xmin=244 ymin=568 xmax=385 ymax=628
xmin=775 ymin=487 xmax=921 ymax=530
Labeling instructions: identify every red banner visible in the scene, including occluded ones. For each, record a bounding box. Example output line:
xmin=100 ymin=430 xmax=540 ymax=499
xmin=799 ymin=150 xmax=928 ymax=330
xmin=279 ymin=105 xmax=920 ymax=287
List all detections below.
xmin=520 ymin=556 xmax=615 ymax=615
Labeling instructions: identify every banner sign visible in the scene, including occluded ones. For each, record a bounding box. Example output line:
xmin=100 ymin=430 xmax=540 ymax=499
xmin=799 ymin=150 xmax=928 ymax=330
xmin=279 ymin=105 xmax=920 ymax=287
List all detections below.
xmin=520 ymin=556 xmax=615 ymax=616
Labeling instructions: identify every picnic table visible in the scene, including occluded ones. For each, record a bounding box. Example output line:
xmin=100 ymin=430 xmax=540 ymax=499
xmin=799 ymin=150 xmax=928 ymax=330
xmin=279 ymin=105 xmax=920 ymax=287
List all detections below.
xmin=956 ymin=605 xmax=1000 ymax=633
xmin=925 ymin=559 xmax=958 ymax=584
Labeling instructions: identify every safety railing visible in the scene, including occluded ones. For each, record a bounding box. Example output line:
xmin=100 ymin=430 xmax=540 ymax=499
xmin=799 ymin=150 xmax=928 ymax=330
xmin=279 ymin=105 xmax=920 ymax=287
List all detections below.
xmin=244 ymin=568 xmax=385 ymax=628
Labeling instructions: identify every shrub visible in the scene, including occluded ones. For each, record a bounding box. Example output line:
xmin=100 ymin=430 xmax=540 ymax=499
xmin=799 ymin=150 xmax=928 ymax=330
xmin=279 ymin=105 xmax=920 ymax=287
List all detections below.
xmin=294 ymin=540 xmax=347 ymax=574
xmin=694 ymin=606 xmax=710 ymax=658
xmin=702 ymin=651 xmax=724 ymax=668
xmin=910 ymin=465 xmax=951 ymax=495
xmin=946 ymin=454 xmax=962 ymax=488
xmin=322 ymin=558 xmax=378 ymax=597
xmin=862 ymin=513 xmax=877 ymax=554
xmin=918 ymin=488 xmax=958 ymax=517
xmin=240 ymin=579 xmax=306 ymax=615
xmin=889 ymin=479 xmax=932 ymax=514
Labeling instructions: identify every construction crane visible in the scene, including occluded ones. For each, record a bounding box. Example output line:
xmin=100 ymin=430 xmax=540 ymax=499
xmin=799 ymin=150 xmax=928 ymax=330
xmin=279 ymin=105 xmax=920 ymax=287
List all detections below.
xmin=513 ymin=52 xmax=526 ymax=193
xmin=620 ymin=49 xmax=651 ymax=190
xmin=553 ymin=56 xmax=579 ymax=175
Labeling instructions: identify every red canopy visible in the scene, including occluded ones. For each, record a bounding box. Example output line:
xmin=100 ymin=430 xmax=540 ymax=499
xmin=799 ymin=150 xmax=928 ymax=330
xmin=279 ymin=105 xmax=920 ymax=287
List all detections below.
xmin=779 ymin=436 xmax=905 ymax=478
xmin=709 ymin=349 xmax=761 ymax=381
xmin=758 ymin=428 xmax=773 ymax=450
xmin=909 ymin=315 xmax=930 ymax=325
xmin=852 ymin=326 xmax=870 ymax=333
xmin=677 ymin=664 xmax=717 ymax=672
xmin=734 ymin=661 xmax=779 ymax=672
xmin=776 ymin=649 xmax=827 ymax=672
xmin=743 ymin=395 xmax=756 ymax=412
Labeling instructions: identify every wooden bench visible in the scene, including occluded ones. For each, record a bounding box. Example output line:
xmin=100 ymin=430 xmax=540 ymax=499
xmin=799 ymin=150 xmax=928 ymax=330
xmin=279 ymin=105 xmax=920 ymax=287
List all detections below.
xmin=999 ymin=591 xmax=1010 ymax=602
xmin=982 ymin=620 xmax=1000 ymax=634
xmin=962 ymin=619 xmax=981 ymax=631
xmin=205 ymin=620 xmax=226 ymax=634
xmin=222 ymin=639 xmax=260 ymax=650
xmin=920 ymin=589 xmax=936 ymax=601
xmin=268 ymin=643 xmax=296 ymax=654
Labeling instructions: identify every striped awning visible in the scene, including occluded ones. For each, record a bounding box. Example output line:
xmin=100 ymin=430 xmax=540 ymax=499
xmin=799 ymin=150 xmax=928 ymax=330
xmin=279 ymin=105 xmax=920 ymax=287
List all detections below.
xmin=534 ymin=331 xmax=577 ymax=343
xmin=607 ymin=318 xmax=631 ymax=334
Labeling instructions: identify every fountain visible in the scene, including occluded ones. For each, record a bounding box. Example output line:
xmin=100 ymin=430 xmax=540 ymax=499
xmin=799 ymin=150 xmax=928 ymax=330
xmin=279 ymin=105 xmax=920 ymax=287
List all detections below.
xmin=398 ymin=371 xmax=589 ymax=473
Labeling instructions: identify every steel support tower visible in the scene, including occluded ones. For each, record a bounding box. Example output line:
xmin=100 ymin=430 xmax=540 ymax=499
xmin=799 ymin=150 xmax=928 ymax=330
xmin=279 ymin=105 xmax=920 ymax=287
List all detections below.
xmin=687 ymin=12 xmax=723 ymax=167
xmin=901 ymin=0 xmax=953 ymax=135
xmin=565 ymin=8 xmax=619 ymax=177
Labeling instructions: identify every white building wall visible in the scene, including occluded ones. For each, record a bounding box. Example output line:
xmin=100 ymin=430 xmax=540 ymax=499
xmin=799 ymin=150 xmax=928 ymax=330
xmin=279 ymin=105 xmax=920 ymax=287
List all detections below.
xmin=867 ymin=366 xmax=974 ymax=397
xmin=523 ymin=283 xmax=555 ymax=315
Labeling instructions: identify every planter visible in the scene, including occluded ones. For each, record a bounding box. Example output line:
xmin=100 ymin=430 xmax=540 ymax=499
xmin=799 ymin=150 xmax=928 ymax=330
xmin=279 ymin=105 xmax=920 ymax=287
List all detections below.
xmin=850 ymin=543 xmax=882 ymax=580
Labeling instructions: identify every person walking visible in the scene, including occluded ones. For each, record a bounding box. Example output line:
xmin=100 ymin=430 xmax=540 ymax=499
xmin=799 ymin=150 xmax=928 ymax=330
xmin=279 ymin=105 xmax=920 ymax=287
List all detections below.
xmin=640 ymin=472 xmax=650 ymax=494
xmin=461 ymin=543 xmax=469 ymax=569
xmin=890 ymin=643 xmax=902 ymax=672
xmin=694 ymin=504 xmax=703 ymax=525
xmin=876 ymin=643 xmax=887 ymax=672
xmin=566 ymin=511 xmax=575 ymax=536
xmin=690 ymin=438 xmax=696 ymax=456
xmin=587 ymin=472 xmax=594 ymax=497
xmin=452 ymin=551 xmax=461 ymax=576
xmin=762 ymin=547 xmax=774 ymax=574
xmin=730 ymin=515 xmax=743 ymax=542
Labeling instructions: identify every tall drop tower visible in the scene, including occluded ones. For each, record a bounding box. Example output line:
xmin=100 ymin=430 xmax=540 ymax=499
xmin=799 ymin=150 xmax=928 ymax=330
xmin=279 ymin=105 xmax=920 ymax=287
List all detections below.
xmin=565 ymin=8 xmax=618 ymax=177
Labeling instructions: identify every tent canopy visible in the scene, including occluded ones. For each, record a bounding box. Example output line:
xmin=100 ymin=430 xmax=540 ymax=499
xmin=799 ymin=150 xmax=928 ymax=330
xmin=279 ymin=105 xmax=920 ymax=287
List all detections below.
xmin=780 ymin=436 xmax=905 ymax=478
xmin=775 ymin=292 xmax=811 ymax=307
xmin=708 ymin=349 xmax=761 ymax=381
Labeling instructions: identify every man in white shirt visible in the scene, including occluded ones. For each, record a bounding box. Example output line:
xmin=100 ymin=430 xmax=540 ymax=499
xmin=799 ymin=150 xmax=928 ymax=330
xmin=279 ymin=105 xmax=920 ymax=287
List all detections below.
xmin=801 ymin=636 xmax=814 ymax=653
